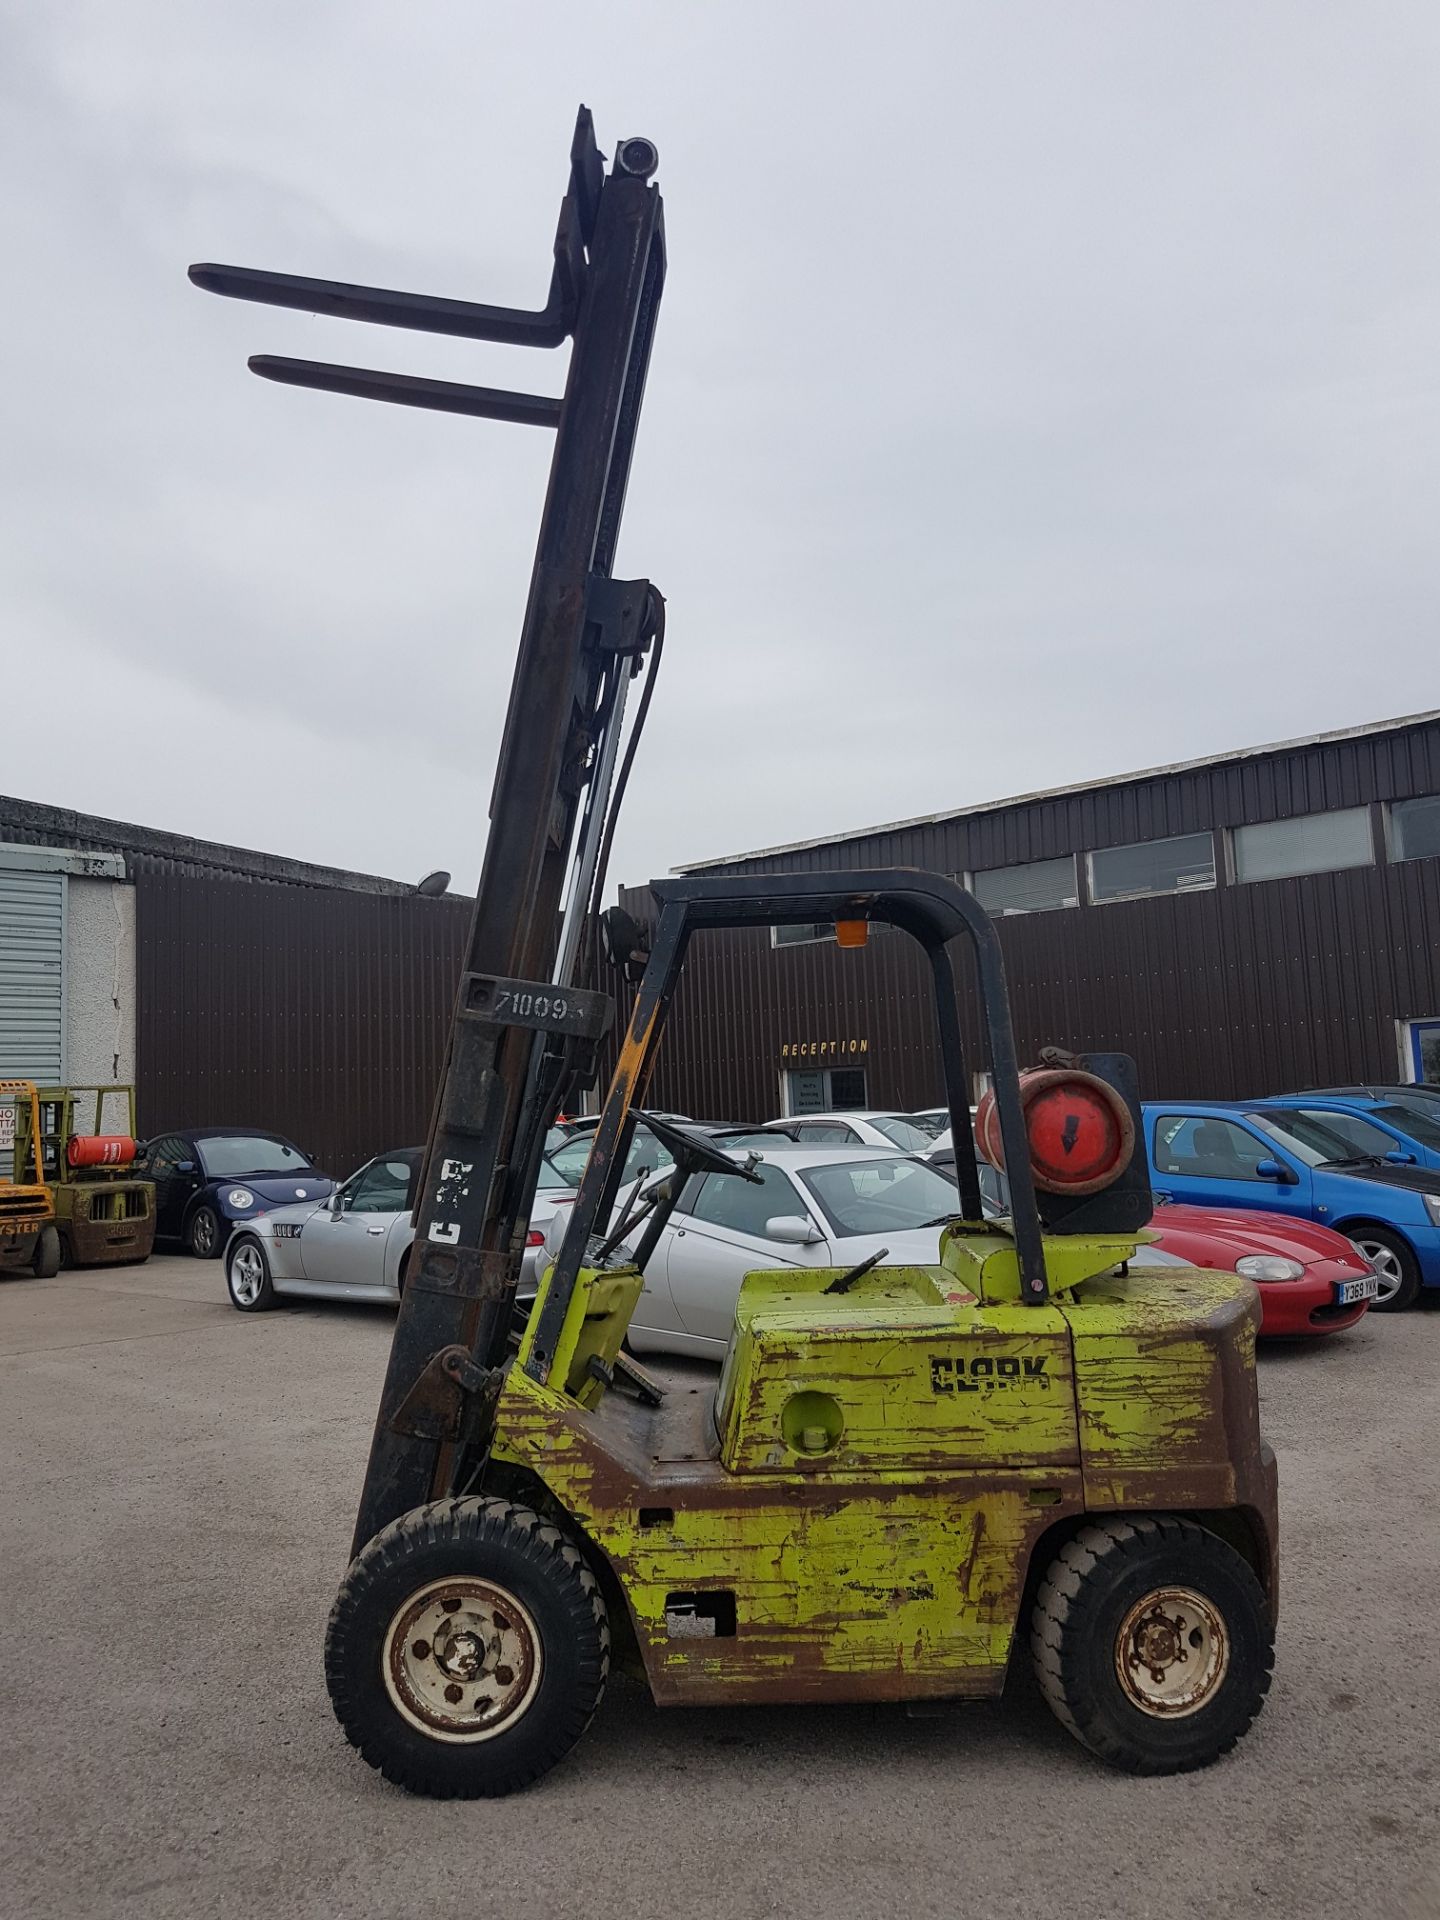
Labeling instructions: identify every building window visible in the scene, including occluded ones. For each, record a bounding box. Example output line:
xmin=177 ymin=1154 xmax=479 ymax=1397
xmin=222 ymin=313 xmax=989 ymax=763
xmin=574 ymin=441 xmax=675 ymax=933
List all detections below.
xmin=1088 ymin=832 xmax=1216 ymax=905
xmin=1389 ymin=796 xmax=1440 ymax=864
xmin=1231 ymin=807 xmax=1374 ymax=884
xmin=970 ymin=856 xmax=1078 ymax=916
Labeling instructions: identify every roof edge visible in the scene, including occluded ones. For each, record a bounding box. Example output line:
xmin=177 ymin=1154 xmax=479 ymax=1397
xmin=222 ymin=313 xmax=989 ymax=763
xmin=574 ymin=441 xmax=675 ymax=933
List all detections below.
xmin=0 ymin=794 xmax=426 ymax=895
xmin=672 ymin=708 xmax=1440 ymax=874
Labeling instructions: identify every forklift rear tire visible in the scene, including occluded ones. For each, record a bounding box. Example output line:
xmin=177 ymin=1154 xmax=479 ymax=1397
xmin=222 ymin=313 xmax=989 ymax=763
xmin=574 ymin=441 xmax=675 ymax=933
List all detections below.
xmin=33 ymin=1226 xmax=61 ymax=1279
xmin=1030 ymin=1515 xmax=1273 ymax=1774
xmin=325 ymin=1497 xmax=609 ymax=1798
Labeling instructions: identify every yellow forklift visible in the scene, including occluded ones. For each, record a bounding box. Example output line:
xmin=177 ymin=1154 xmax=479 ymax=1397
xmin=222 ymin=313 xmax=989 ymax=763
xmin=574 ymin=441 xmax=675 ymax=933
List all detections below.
xmin=25 ymin=1086 xmax=155 ymax=1268
xmin=0 ymin=1081 xmax=60 ymax=1278
xmin=194 ymin=108 xmax=1276 ymax=1797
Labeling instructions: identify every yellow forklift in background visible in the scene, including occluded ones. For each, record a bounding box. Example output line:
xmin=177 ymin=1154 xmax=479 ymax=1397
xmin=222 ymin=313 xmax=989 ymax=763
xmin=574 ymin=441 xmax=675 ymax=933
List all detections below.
xmin=26 ymin=1087 xmax=155 ymax=1268
xmin=0 ymin=1081 xmax=60 ymax=1278
xmin=194 ymin=106 xmax=1277 ymax=1799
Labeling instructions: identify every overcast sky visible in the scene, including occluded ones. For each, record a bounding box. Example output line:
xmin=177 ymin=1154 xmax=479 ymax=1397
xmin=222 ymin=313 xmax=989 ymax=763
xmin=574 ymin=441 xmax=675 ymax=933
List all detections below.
xmin=3 ymin=3 xmax=1437 ymax=897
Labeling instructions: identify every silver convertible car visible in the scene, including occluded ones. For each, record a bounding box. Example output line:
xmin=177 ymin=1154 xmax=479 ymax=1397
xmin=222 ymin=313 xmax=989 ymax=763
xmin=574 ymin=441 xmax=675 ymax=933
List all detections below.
xmin=222 ymin=1122 xmax=680 ymax=1313
xmin=224 ymin=1149 xmax=423 ymax=1310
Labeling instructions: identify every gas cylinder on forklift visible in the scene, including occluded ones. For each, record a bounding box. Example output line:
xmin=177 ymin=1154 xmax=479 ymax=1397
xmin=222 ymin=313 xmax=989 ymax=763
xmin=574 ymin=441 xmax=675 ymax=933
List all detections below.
xmin=0 ymin=1081 xmax=60 ymax=1278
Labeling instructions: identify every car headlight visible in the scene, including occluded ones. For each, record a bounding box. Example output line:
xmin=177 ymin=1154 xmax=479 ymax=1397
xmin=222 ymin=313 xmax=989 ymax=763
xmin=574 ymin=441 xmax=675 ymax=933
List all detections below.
xmin=1235 ymin=1255 xmax=1306 ymax=1283
xmin=1423 ymin=1195 xmax=1440 ymax=1227
xmin=227 ymin=1188 xmax=255 ymax=1209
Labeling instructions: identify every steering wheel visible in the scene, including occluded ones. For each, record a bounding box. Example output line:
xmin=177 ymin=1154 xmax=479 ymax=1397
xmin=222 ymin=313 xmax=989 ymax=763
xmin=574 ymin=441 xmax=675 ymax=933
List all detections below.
xmin=638 ymin=1112 xmax=765 ymax=1185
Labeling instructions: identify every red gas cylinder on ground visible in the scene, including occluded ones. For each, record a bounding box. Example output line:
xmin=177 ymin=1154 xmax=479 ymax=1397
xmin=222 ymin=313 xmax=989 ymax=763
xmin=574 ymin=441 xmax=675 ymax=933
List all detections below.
xmin=67 ymin=1135 xmax=138 ymax=1168
xmin=975 ymin=1070 xmax=1134 ymax=1196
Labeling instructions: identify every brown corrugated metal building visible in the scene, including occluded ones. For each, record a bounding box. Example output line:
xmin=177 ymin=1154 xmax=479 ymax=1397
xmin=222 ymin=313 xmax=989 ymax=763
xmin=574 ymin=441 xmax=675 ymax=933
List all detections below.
xmin=6 ymin=709 xmax=1440 ymax=1163
xmin=616 ymin=711 xmax=1440 ymax=1122
xmin=0 ymin=795 xmax=471 ymax=1176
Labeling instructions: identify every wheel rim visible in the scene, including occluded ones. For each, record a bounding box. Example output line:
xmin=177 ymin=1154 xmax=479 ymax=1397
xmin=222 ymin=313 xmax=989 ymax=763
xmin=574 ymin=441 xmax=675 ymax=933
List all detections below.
xmin=192 ymin=1211 xmax=216 ymax=1256
xmin=1354 ymin=1238 xmax=1403 ymax=1304
xmin=383 ymin=1577 xmax=542 ymax=1743
xmin=230 ymin=1243 xmax=264 ymax=1305
xmin=1115 ymin=1585 xmax=1229 ymax=1718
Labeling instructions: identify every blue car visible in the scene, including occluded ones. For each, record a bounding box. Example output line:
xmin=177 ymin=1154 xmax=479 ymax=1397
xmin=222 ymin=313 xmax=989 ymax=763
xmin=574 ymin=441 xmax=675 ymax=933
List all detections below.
xmin=1142 ymin=1102 xmax=1440 ymax=1311
xmin=1252 ymin=1094 xmax=1440 ymax=1173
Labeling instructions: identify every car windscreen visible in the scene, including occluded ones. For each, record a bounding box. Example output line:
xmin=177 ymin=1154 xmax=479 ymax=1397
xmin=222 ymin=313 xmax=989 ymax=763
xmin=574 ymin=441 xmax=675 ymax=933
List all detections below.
xmin=1281 ymin=1109 xmax=1406 ymax=1159
xmin=867 ymin=1116 xmax=936 ymax=1152
xmin=1372 ymin=1103 xmax=1440 ymax=1149
xmin=799 ymin=1157 xmax=963 ymax=1237
xmin=539 ymin=1123 xmax=673 ymax=1191
xmin=1244 ymin=1112 xmax=1347 ymax=1167
xmin=195 ymin=1135 xmax=309 ymax=1177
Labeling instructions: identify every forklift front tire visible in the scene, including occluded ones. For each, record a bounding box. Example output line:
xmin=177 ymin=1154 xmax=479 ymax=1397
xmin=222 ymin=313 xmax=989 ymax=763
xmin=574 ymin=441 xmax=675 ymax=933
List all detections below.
xmin=33 ymin=1225 xmax=61 ymax=1279
xmin=325 ymin=1497 xmax=609 ymax=1798
xmin=1031 ymin=1514 xmax=1273 ymax=1774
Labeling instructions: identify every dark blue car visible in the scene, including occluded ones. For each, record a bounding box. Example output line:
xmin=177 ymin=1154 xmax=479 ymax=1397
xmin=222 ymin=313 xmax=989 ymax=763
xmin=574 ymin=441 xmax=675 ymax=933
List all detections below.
xmin=1142 ymin=1102 xmax=1440 ymax=1310
xmin=135 ymin=1127 xmax=335 ymax=1259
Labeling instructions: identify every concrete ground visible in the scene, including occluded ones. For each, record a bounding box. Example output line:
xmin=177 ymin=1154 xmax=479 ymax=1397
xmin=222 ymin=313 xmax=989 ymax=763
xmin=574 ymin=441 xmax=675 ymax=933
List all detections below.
xmin=3 ymin=1255 xmax=1438 ymax=1920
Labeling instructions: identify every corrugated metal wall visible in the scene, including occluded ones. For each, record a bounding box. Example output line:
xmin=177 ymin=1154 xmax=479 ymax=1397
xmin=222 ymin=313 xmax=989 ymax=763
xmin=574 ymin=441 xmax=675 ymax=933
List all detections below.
xmin=0 ymin=866 xmax=65 ymax=1081
xmin=618 ymin=719 xmax=1440 ymax=1121
xmin=135 ymin=873 xmax=471 ymax=1176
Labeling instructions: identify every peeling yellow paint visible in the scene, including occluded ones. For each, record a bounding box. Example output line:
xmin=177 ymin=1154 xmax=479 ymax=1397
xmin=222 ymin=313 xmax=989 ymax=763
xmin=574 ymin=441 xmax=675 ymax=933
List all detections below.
xmin=495 ymin=1241 xmax=1273 ymax=1708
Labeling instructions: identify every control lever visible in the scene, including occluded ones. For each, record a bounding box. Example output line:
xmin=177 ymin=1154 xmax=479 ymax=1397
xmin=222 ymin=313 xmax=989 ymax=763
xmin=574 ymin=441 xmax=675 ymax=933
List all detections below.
xmin=824 ymin=1247 xmax=890 ymax=1295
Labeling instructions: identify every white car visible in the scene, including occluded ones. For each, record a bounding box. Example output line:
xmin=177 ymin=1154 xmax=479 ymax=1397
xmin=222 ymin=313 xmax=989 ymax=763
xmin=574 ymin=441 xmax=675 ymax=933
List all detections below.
xmin=763 ymin=1112 xmax=936 ymax=1152
xmin=582 ymin=1145 xmax=973 ymax=1358
xmin=536 ymin=1141 xmax=1187 ymax=1361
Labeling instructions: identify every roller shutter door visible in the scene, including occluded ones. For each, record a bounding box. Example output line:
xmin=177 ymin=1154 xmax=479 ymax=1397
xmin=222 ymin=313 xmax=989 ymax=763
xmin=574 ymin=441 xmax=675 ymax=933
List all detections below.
xmin=0 ymin=866 xmax=65 ymax=1080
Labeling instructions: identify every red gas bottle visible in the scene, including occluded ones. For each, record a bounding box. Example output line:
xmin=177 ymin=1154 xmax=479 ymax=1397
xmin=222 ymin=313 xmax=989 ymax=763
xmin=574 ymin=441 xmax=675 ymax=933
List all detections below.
xmin=67 ymin=1135 xmax=138 ymax=1168
xmin=975 ymin=1069 xmax=1134 ymax=1196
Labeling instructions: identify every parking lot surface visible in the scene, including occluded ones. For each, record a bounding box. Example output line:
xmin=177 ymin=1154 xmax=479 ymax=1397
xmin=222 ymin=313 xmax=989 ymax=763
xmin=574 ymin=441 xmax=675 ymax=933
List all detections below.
xmin=4 ymin=1255 xmax=1439 ymax=1920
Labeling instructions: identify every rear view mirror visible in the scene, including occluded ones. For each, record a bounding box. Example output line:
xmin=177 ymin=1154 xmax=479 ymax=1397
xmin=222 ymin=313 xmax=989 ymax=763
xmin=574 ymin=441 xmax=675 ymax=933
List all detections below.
xmin=176 ymin=1160 xmax=196 ymax=1175
xmin=599 ymin=904 xmax=649 ymax=980
xmin=1384 ymin=1151 xmax=1416 ymax=1166
xmin=767 ymin=1215 xmax=823 ymax=1246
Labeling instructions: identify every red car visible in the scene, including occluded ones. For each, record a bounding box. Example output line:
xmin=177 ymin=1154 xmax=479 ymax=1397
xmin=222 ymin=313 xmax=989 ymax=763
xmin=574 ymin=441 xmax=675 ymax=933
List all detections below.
xmin=1148 ymin=1204 xmax=1378 ymax=1336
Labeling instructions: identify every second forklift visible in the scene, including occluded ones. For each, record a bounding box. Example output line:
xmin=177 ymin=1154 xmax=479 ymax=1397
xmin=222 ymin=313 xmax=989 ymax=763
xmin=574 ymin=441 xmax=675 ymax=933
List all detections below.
xmin=26 ymin=1086 xmax=155 ymax=1268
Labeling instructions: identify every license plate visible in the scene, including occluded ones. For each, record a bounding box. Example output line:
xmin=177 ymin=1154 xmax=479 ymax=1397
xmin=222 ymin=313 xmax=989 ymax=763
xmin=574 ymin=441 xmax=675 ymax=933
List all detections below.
xmin=1336 ymin=1274 xmax=1379 ymax=1304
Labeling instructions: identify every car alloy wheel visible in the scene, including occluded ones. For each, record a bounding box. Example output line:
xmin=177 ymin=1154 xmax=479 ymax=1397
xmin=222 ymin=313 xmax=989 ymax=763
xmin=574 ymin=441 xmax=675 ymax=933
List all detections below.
xmin=1352 ymin=1236 xmax=1404 ymax=1306
xmin=226 ymin=1235 xmax=276 ymax=1311
xmin=188 ymin=1207 xmax=219 ymax=1258
xmin=230 ymin=1242 xmax=266 ymax=1307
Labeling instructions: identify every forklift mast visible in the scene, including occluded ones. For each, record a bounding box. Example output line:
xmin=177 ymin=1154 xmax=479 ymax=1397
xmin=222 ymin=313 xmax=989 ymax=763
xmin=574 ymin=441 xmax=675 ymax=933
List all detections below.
xmin=192 ymin=108 xmax=667 ymax=1554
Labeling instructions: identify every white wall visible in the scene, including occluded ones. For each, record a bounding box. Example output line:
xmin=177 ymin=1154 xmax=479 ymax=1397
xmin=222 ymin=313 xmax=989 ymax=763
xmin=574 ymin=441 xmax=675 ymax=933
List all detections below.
xmin=64 ymin=877 xmax=136 ymax=1088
